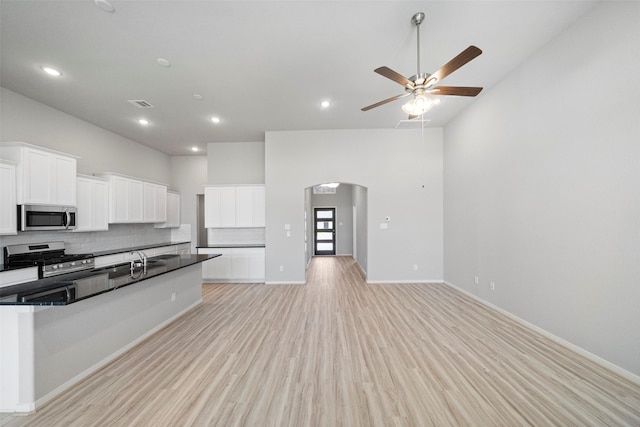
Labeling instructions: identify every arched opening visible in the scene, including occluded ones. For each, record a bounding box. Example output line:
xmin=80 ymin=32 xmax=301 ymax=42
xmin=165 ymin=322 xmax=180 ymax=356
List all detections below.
xmin=304 ymin=182 xmax=368 ymax=277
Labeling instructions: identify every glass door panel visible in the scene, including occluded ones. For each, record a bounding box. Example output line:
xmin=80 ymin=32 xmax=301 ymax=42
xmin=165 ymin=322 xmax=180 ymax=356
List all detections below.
xmin=314 ymin=207 xmax=336 ymax=256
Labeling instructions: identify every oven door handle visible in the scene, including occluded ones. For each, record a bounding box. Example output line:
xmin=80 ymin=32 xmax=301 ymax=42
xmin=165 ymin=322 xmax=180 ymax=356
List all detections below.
xmin=64 ymin=209 xmax=71 ymax=229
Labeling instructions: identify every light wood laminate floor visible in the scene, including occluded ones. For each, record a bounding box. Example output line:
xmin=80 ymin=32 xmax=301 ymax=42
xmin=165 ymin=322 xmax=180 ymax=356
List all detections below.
xmin=3 ymin=256 xmax=639 ymax=426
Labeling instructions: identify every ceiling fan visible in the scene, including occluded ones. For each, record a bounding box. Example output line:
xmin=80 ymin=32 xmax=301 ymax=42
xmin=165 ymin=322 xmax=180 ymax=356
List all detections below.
xmin=362 ymin=12 xmax=483 ymax=119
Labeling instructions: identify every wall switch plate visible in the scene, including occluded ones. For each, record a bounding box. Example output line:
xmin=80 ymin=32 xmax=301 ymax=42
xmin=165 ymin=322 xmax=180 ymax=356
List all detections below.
xmin=490 ymin=281 xmax=495 ymax=291
xmin=379 ymin=223 xmax=388 ymax=229
xmin=413 ymin=264 xmax=418 ymax=271
xmin=474 ymin=276 xmax=479 ymax=286
xmin=279 ymin=265 xmax=284 ymax=272
xmin=171 ymin=292 xmax=176 ymax=302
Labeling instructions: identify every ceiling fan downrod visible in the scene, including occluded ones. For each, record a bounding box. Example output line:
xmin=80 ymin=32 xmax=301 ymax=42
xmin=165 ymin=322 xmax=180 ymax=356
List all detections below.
xmin=412 ymin=12 xmax=425 ymax=79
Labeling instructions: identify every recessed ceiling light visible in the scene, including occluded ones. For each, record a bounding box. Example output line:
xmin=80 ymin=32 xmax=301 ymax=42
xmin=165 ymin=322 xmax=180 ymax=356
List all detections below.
xmin=94 ymin=0 xmax=115 ymax=13
xmin=41 ymin=66 xmax=62 ymax=77
xmin=321 ymin=100 xmax=331 ymax=108
xmin=211 ymin=116 xmax=221 ymax=124
xmin=157 ymin=58 xmax=171 ymax=68
xmin=138 ymin=119 xmax=149 ymax=126
xmin=191 ymin=147 xmax=199 ymax=152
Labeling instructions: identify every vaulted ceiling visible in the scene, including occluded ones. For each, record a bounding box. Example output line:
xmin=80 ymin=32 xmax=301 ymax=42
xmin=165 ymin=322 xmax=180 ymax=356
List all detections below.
xmin=0 ymin=1 xmax=597 ymax=155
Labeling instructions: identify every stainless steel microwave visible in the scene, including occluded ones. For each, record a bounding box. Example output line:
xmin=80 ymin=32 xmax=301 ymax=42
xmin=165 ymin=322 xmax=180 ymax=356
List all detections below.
xmin=18 ymin=205 xmax=77 ymax=231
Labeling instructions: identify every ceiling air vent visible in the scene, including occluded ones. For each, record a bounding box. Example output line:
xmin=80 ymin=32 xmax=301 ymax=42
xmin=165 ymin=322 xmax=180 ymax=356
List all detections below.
xmin=395 ymin=118 xmax=430 ymax=129
xmin=127 ymin=99 xmax=154 ymax=108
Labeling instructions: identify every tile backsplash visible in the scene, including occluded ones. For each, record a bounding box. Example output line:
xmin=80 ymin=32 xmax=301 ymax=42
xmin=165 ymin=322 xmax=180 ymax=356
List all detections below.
xmin=207 ymin=227 xmax=265 ymax=245
xmin=0 ymin=224 xmax=172 ymax=256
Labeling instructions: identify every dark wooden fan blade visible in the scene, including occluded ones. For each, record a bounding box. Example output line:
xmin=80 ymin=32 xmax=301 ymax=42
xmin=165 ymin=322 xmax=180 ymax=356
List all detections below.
xmin=361 ymin=93 xmax=410 ymax=111
xmin=374 ymin=67 xmax=414 ymax=88
xmin=408 ymin=114 xmax=419 ymax=120
xmin=428 ymin=86 xmax=483 ymax=97
xmin=429 ymin=46 xmax=482 ymax=84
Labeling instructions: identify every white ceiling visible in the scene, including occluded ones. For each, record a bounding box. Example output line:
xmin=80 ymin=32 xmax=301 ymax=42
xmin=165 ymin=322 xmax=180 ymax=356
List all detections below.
xmin=0 ymin=0 xmax=597 ymax=156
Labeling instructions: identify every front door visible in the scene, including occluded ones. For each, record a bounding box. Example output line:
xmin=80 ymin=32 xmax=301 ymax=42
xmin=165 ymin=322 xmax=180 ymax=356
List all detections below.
xmin=314 ymin=207 xmax=336 ymax=256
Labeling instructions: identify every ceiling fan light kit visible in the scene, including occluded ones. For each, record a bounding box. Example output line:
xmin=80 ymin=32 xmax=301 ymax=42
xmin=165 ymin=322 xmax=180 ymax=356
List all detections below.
xmin=362 ymin=12 xmax=483 ymax=119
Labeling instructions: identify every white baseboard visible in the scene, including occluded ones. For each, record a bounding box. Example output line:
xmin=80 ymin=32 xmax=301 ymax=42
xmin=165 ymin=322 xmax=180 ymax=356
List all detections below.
xmin=367 ymin=279 xmax=440 ymax=284
xmin=33 ymin=299 xmax=202 ymax=411
xmin=443 ymin=281 xmax=640 ymax=386
xmin=264 ymin=281 xmax=305 ymax=285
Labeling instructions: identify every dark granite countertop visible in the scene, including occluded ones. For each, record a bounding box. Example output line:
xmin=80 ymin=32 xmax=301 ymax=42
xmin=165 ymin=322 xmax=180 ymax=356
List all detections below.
xmin=0 ymin=253 xmax=220 ymax=306
xmin=0 ymin=241 xmax=192 ymax=273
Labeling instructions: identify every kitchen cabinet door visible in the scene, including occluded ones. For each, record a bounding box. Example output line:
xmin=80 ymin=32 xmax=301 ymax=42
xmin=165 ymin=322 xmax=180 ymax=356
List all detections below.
xmin=143 ymin=182 xmax=156 ymax=222
xmin=235 ymin=187 xmax=253 ymax=227
xmin=0 ymin=161 xmax=17 ymax=235
xmin=110 ymin=175 xmax=129 ymax=222
xmin=75 ymin=175 xmax=108 ymax=232
xmin=52 ymin=154 xmax=77 ymax=205
xmin=230 ymin=249 xmax=250 ymax=278
xmin=247 ymin=248 xmax=266 ymax=281
xmin=199 ymin=248 xmax=230 ymax=280
xmin=155 ymin=185 xmax=167 ymax=222
xmin=205 ymin=186 xmax=236 ymax=227
xmin=22 ymin=147 xmax=51 ymax=204
xmin=128 ymin=179 xmax=144 ymax=222
xmin=252 ymin=186 xmax=266 ymax=227
xmin=2 ymin=144 xmax=77 ymax=206
xmin=155 ymin=191 xmax=180 ymax=228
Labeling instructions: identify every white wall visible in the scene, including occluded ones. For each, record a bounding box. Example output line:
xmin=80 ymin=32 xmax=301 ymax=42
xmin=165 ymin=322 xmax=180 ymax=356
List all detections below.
xmin=170 ymin=156 xmax=208 ymax=252
xmin=207 ymin=141 xmax=265 ymax=184
xmin=443 ymin=2 xmax=640 ymax=376
xmin=265 ymin=128 xmax=443 ymax=284
xmin=353 ymin=184 xmax=368 ymax=274
xmin=1 ymin=88 xmax=171 ymax=184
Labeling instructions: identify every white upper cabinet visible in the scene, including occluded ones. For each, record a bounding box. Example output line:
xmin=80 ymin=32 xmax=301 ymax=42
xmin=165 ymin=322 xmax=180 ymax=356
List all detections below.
xmin=155 ymin=191 xmax=181 ymax=228
xmin=97 ymin=173 xmax=166 ymax=224
xmin=0 ymin=142 xmax=77 ymax=206
xmin=143 ymin=182 xmax=168 ymax=223
xmin=0 ymin=160 xmax=17 ymax=235
xmin=204 ymin=185 xmax=265 ymax=228
xmin=75 ymin=175 xmax=109 ymax=232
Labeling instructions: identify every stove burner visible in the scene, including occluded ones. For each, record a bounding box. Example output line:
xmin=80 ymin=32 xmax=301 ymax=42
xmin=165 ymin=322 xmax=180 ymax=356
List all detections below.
xmin=4 ymin=241 xmax=95 ymax=278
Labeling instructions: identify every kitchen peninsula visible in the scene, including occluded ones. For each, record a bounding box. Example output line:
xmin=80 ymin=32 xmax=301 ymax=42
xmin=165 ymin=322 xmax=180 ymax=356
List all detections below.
xmin=0 ymin=251 xmax=220 ymax=413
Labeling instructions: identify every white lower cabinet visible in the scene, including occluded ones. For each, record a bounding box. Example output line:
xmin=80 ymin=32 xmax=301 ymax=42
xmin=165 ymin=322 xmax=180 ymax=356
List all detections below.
xmin=199 ymin=247 xmax=265 ymax=282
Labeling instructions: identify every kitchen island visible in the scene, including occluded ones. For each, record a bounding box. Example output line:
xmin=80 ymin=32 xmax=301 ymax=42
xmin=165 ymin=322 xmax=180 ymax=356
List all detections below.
xmin=0 ymin=253 xmax=220 ymax=413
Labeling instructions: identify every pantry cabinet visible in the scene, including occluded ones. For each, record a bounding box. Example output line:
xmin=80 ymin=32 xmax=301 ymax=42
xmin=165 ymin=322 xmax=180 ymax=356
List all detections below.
xmin=0 ymin=161 xmax=17 ymax=235
xmin=204 ymin=185 xmax=265 ymax=228
xmin=75 ymin=175 xmax=109 ymax=232
xmin=0 ymin=142 xmax=77 ymax=206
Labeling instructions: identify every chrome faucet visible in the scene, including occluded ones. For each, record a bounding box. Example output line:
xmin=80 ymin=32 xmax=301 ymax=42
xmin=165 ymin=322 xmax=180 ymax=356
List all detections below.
xmin=130 ymin=251 xmax=147 ymax=273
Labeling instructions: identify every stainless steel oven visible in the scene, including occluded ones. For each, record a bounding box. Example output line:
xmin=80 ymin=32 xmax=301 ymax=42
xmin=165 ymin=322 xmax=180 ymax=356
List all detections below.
xmin=18 ymin=204 xmax=77 ymax=231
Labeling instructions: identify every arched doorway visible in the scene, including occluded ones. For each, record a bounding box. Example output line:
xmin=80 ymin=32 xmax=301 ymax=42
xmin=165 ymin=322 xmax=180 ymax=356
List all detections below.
xmin=304 ymin=182 xmax=368 ymax=277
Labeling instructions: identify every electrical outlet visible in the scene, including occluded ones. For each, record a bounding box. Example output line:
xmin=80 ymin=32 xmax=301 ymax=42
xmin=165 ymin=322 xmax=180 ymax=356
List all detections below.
xmin=413 ymin=264 xmax=418 ymax=271
xmin=490 ymin=281 xmax=495 ymax=291
xmin=474 ymin=276 xmax=479 ymax=286
xmin=279 ymin=265 xmax=284 ymax=272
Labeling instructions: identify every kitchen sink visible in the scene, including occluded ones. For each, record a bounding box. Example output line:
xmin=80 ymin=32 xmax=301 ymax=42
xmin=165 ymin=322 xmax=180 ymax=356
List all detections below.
xmin=106 ymin=262 xmax=168 ymax=287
